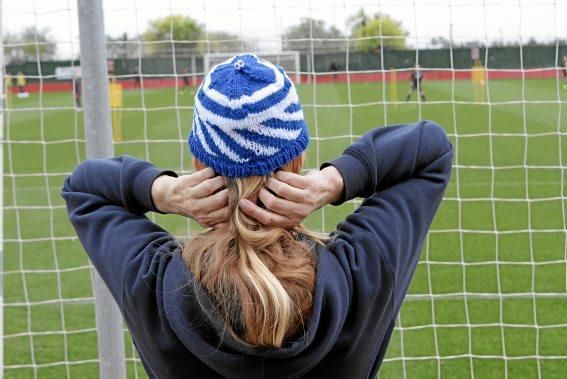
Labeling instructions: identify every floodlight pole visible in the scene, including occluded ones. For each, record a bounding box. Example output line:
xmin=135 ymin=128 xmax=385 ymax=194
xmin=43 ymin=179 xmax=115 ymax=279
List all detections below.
xmin=77 ymin=1 xmax=126 ymax=378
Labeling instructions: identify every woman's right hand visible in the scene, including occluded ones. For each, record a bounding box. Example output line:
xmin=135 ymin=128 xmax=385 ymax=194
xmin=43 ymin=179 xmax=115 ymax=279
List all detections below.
xmin=238 ymin=165 xmax=344 ymax=228
xmin=151 ymin=168 xmax=229 ymax=228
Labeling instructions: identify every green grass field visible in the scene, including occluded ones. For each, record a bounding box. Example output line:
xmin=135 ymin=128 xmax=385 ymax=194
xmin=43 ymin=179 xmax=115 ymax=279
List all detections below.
xmin=4 ymin=77 xmax=567 ymax=378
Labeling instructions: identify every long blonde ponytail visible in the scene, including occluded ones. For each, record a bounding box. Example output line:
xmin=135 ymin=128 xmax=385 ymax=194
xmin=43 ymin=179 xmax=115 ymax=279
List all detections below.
xmin=183 ymin=157 xmax=321 ymax=348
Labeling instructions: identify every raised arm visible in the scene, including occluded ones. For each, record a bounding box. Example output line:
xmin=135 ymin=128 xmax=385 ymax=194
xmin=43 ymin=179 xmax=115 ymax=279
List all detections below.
xmin=326 ymin=120 xmax=453 ymax=310
xmin=61 ymin=156 xmax=230 ymax=306
xmin=327 ymin=120 xmax=451 ymax=202
xmin=61 ymin=156 xmax=178 ymax=306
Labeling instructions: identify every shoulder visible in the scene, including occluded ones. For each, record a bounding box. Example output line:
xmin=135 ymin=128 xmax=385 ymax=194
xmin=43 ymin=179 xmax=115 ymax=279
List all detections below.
xmin=325 ymin=230 xmax=395 ymax=285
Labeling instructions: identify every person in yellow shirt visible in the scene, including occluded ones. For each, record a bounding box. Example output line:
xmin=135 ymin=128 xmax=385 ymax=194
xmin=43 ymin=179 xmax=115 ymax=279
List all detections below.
xmin=5 ymin=73 xmax=13 ymax=106
xmin=6 ymin=73 xmax=13 ymax=90
xmin=472 ymin=60 xmax=486 ymax=102
xmin=16 ymin=71 xmax=29 ymax=98
xmin=16 ymin=72 xmax=26 ymax=93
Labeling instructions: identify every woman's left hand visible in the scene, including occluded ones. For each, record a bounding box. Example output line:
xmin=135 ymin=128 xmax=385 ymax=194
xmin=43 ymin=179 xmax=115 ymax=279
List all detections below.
xmin=151 ymin=168 xmax=229 ymax=228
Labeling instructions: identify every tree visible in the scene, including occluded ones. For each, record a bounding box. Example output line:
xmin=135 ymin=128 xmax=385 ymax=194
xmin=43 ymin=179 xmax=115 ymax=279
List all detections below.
xmin=205 ymin=31 xmax=255 ymax=53
xmin=3 ymin=27 xmax=57 ymax=63
xmin=347 ymin=8 xmax=368 ymax=34
xmin=282 ymin=18 xmax=344 ymax=53
xmin=142 ymin=15 xmax=203 ymax=56
xmin=350 ymin=11 xmax=408 ymax=52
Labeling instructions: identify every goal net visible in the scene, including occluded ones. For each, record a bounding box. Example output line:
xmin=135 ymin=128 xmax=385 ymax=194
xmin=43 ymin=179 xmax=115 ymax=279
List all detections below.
xmin=204 ymin=51 xmax=301 ymax=83
xmin=2 ymin=0 xmax=566 ymax=378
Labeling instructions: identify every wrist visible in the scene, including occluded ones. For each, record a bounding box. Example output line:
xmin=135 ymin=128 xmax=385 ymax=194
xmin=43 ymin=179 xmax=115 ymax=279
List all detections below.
xmin=320 ymin=165 xmax=344 ymax=206
xmin=151 ymin=175 xmax=175 ymax=213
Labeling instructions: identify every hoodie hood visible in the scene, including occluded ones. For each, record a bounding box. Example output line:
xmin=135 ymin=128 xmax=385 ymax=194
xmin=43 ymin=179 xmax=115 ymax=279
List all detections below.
xmin=162 ymin=245 xmax=350 ymax=378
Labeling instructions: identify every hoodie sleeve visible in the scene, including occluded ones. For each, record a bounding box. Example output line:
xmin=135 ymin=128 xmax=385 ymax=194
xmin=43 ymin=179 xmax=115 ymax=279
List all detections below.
xmin=323 ymin=120 xmax=453 ymax=313
xmin=60 ymin=155 xmax=177 ymax=307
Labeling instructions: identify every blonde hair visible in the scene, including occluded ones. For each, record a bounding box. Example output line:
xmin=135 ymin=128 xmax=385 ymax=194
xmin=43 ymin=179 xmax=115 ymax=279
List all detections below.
xmin=183 ymin=157 xmax=322 ymax=348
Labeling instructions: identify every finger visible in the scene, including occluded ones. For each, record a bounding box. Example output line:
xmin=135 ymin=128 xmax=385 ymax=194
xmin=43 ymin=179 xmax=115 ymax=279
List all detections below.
xmin=266 ymin=177 xmax=305 ymax=203
xmin=178 ymin=167 xmax=215 ymax=186
xmin=196 ymin=188 xmax=229 ymax=213
xmin=192 ymin=176 xmax=226 ymax=198
xmin=199 ymin=206 xmax=230 ymax=227
xmin=274 ymin=170 xmax=309 ymax=189
xmin=238 ymin=199 xmax=292 ymax=227
xmin=212 ymin=222 xmax=227 ymax=230
xmin=258 ymin=188 xmax=305 ymax=216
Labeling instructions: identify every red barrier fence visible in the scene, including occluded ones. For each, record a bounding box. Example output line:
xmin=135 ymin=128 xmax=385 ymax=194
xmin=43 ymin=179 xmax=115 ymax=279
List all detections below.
xmin=14 ymin=68 xmax=563 ymax=93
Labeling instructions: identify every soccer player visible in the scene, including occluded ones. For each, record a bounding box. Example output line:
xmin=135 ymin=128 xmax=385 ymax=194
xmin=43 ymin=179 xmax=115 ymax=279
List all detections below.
xmin=179 ymin=65 xmax=192 ymax=95
xmin=73 ymin=75 xmax=82 ymax=108
xmin=329 ymin=59 xmax=339 ymax=80
xmin=562 ymin=55 xmax=567 ymax=90
xmin=62 ymin=54 xmax=452 ymax=378
xmin=133 ymin=69 xmax=141 ymax=88
xmin=405 ymin=64 xmax=426 ymax=102
xmin=16 ymin=71 xmax=28 ymax=98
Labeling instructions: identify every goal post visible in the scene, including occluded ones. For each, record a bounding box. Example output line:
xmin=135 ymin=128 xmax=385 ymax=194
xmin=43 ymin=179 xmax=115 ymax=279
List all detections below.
xmin=203 ymin=51 xmax=301 ymax=83
xmin=76 ymin=1 xmax=126 ymax=378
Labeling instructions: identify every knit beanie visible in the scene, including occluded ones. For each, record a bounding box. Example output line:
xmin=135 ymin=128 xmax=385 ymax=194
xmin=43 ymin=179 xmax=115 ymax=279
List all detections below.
xmin=189 ymin=54 xmax=309 ymax=177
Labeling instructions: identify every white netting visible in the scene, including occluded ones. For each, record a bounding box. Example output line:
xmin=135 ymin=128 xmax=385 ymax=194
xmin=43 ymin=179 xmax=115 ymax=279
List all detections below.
xmin=2 ymin=0 xmax=566 ymax=377
xmin=203 ymin=51 xmax=301 ymax=83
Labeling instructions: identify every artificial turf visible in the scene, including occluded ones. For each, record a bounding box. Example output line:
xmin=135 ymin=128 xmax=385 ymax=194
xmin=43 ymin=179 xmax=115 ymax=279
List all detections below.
xmin=3 ymin=77 xmax=566 ymax=377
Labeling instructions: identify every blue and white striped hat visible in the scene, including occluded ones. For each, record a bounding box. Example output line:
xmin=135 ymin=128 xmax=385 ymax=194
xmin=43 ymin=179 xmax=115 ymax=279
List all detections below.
xmin=189 ymin=54 xmax=309 ymax=178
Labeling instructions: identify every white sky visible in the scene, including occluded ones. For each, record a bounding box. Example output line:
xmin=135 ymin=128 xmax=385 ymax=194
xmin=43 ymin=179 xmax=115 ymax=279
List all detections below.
xmin=3 ymin=0 xmax=567 ymax=59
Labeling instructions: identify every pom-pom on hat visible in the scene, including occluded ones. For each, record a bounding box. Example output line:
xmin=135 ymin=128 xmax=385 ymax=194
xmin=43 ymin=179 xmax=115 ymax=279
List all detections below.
xmin=189 ymin=53 xmax=309 ymax=178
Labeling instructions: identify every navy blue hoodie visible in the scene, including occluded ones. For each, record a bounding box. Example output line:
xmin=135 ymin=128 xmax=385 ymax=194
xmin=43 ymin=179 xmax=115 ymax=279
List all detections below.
xmin=62 ymin=120 xmax=452 ymax=378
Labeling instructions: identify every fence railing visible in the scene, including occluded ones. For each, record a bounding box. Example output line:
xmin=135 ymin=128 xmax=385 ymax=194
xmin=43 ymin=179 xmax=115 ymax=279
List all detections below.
xmin=5 ymin=45 xmax=567 ymax=81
